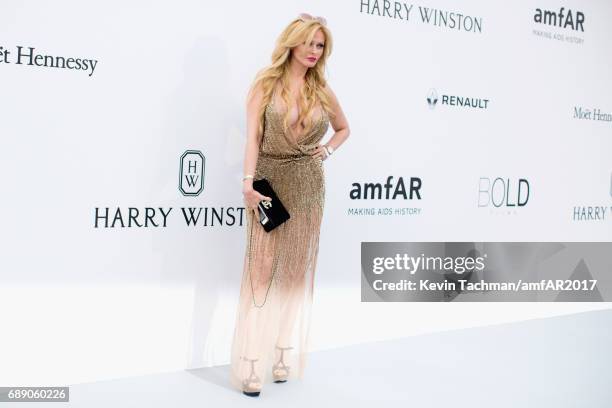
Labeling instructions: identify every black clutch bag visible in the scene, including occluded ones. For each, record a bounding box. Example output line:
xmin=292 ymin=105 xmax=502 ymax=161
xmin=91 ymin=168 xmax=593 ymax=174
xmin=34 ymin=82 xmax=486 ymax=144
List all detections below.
xmin=252 ymin=178 xmax=290 ymax=232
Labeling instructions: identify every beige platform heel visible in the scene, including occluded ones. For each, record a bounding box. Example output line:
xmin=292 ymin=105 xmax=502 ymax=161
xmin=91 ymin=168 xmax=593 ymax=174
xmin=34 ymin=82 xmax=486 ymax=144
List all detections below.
xmin=272 ymin=345 xmax=294 ymax=383
xmin=241 ymin=357 xmax=262 ymax=397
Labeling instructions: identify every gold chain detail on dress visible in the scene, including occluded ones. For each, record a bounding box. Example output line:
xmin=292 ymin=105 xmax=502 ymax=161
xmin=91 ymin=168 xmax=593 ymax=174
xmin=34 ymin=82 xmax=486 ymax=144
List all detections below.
xmin=247 ymin=207 xmax=280 ymax=308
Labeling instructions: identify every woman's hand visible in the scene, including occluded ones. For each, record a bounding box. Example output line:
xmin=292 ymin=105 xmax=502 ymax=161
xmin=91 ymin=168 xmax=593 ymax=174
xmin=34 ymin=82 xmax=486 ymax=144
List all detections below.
xmin=310 ymin=144 xmax=329 ymax=161
xmin=242 ymin=185 xmax=272 ymax=212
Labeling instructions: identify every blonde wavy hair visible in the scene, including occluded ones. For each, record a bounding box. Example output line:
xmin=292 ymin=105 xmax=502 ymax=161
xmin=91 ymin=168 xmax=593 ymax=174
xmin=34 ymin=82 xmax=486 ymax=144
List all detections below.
xmin=247 ymin=16 xmax=334 ymax=141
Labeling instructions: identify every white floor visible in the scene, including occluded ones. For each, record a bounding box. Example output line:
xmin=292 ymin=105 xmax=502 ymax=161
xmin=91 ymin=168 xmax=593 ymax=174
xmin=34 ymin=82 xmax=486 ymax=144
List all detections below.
xmin=17 ymin=308 xmax=612 ymax=407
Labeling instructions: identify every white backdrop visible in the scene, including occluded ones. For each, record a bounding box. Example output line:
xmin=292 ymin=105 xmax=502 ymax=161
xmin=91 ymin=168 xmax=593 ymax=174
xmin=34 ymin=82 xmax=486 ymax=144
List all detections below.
xmin=1 ymin=0 xmax=611 ymax=386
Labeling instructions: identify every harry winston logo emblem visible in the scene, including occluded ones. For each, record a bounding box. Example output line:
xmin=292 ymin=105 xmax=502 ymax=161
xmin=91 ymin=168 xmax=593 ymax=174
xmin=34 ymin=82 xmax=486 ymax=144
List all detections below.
xmin=179 ymin=150 xmax=205 ymax=196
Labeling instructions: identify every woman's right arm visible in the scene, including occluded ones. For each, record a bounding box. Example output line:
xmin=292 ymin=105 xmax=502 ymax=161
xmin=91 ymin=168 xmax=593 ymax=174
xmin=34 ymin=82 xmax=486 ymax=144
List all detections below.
xmin=242 ymin=83 xmax=271 ymax=210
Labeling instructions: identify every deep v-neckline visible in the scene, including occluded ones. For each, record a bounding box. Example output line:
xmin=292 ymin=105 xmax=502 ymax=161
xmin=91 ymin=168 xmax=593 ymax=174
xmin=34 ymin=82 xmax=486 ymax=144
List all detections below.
xmin=268 ymin=96 xmax=327 ymax=145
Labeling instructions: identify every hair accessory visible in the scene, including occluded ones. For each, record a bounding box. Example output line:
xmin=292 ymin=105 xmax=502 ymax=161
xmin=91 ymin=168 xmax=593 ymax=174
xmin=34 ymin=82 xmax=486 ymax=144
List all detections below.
xmin=298 ymin=12 xmax=327 ymax=26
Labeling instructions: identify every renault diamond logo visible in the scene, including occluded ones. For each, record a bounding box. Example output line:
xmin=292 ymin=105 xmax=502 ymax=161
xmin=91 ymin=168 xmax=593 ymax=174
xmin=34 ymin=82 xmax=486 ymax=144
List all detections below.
xmin=427 ymin=88 xmax=438 ymax=109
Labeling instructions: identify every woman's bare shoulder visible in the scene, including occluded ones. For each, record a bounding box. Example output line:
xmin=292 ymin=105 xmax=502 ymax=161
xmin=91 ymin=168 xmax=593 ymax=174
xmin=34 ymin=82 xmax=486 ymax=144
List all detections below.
xmin=322 ymin=82 xmax=339 ymax=106
xmin=248 ymin=81 xmax=264 ymax=100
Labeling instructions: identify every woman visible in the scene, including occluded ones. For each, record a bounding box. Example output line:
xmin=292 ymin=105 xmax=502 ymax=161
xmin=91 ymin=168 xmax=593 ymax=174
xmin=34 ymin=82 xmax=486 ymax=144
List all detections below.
xmin=230 ymin=13 xmax=350 ymax=397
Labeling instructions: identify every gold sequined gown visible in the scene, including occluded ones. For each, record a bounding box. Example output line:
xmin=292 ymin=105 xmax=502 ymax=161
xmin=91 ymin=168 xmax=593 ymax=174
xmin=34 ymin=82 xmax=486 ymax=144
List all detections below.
xmin=230 ymin=95 xmax=329 ymax=392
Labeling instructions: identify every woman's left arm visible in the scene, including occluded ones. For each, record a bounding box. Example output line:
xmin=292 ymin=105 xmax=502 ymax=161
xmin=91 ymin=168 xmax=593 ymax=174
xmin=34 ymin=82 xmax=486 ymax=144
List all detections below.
xmin=312 ymin=84 xmax=350 ymax=160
